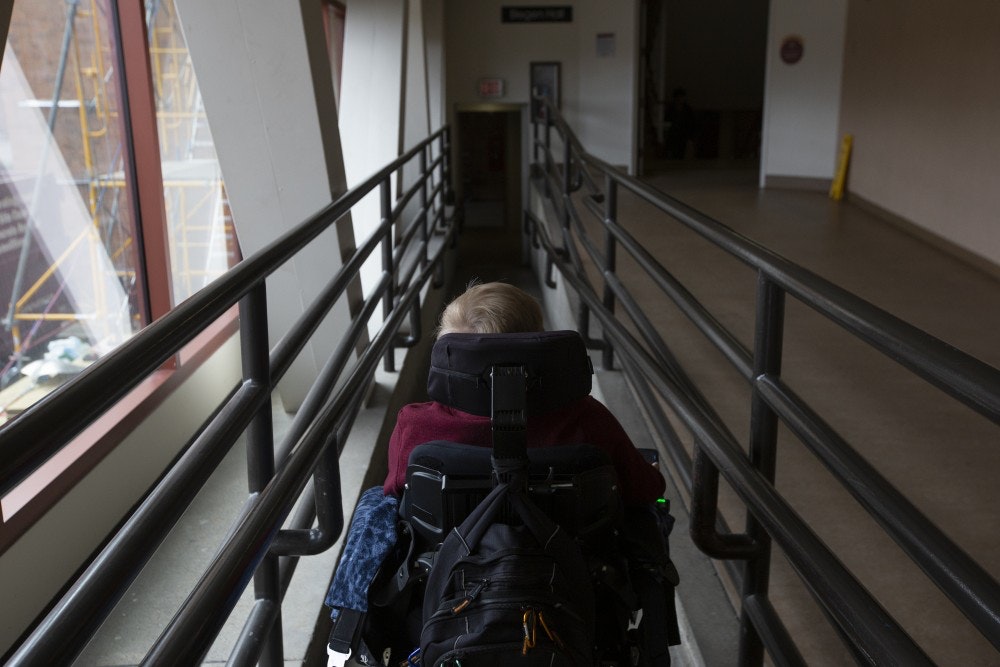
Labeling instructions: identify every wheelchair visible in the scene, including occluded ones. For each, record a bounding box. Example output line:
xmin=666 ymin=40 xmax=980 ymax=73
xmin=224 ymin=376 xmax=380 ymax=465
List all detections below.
xmin=325 ymin=331 xmax=679 ymax=666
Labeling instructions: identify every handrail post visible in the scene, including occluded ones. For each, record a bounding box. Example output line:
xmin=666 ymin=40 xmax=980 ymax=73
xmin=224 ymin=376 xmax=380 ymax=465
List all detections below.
xmin=562 ymin=128 xmax=594 ymax=341
xmin=561 ymin=134 xmax=572 ymax=232
xmin=577 ymin=295 xmax=592 ymax=342
xmin=380 ymin=177 xmax=395 ymax=372
xmin=544 ymin=107 xmax=552 ymax=160
xmin=420 ymin=145 xmax=429 ymax=268
xmin=531 ymin=110 xmax=538 ymax=164
xmin=601 ymin=175 xmax=618 ymax=370
xmin=240 ymin=281 xmax=283 ymax=667
xmin=441 ymin=127 xmax=454 ymax=206
xmin=433 ymin=135 xmax=447 ymax=288
xmin=738 ymin=272 xmax=786 ymax=667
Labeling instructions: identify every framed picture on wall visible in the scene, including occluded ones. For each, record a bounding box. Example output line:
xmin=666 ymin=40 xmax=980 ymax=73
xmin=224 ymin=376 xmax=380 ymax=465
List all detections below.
xmin=530 ymin=61 xmax=560 ymax=123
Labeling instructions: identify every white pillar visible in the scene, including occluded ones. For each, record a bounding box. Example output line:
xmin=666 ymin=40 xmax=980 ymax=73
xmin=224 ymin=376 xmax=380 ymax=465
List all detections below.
xmin=175 ymin=0 xmax=354 ymax=411
xmin=339 ymin=0 xmax=406 ymax=303
xmin=404 ymin=0 xmax=431 ymax=152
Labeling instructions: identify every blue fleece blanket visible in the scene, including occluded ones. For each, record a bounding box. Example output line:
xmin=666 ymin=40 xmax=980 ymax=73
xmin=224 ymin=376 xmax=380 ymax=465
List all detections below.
xmin=325 ymin=486 xmax=399 ymax=618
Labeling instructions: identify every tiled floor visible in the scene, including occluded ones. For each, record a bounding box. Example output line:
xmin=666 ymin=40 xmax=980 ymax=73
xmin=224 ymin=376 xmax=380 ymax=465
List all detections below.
xmin=581 ymin=163 xmax=1000 ymax=665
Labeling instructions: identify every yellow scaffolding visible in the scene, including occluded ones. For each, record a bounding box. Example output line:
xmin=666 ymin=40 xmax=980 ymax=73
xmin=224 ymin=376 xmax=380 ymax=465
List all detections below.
xmin=8 ymin=0 xmax=237 ymax=356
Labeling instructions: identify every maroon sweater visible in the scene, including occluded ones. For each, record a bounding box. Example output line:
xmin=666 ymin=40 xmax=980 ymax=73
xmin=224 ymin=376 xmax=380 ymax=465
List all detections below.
xmin=383 ymin=396 xmax=665 ymax=505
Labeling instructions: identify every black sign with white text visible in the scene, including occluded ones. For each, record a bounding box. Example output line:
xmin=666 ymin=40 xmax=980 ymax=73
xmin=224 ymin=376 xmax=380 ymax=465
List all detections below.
xmin=501 ymin=6 xmax=573 ymax=23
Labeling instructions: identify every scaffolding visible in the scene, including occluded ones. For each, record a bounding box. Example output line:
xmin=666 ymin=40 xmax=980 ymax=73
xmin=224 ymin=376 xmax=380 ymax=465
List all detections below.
xmin=0 ymin=0 xmax=237 ymax=414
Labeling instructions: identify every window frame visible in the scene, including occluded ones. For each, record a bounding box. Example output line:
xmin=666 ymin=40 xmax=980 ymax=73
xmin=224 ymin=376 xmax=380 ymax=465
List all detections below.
xmin=118 ymin=0 xmax=173 ymax=324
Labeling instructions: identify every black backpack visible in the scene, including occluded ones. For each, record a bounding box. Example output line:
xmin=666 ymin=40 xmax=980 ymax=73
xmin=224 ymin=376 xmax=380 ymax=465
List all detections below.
xmin=418 ymin=478 xmax=596 ymax=666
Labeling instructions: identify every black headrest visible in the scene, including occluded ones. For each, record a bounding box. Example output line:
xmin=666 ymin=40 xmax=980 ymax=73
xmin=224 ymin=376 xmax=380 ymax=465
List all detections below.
xmin=427 ymin=330 xmax=593 ymax=417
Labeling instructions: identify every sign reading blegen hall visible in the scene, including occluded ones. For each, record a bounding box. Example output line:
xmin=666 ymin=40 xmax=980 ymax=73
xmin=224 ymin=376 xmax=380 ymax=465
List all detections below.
xmin=501 ymin=6 xmax=573 ymax=23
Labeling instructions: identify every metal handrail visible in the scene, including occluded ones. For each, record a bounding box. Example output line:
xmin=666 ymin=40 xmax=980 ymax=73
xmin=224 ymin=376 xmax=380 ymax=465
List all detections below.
xmin=529 ymin=99 xmax=1000 ymax=665
xmin=2 ymin=126 xmax=455 ymax=666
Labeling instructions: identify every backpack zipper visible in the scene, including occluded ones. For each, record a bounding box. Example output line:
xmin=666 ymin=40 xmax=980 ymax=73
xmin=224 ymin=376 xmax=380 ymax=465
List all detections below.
xmin=450 ymin=578 xmax=489 ymax=613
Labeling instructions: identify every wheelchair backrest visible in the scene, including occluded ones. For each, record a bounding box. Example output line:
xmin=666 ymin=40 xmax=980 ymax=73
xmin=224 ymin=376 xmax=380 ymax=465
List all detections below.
xmin=404 ymin=330 xmax=621 ymax=550
xmin=426 ymin=330 xmax=594 ymax=417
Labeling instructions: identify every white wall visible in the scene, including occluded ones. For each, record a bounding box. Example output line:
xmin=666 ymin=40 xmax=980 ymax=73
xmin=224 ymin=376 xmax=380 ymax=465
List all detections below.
xmin=0 ymin=336 xmax=241 ymax=654
xmin=572 ymin=2 xmax=639 ymax=171
xmin=444 ymin=0 xmax=639 ymax=170
xmin=176 ymin=0 xmax=354 ymax=412
xmin=839 ymin=0 xmax=1000 ymax=269
xmin=760 ymin=0 xmax=848 ymax=186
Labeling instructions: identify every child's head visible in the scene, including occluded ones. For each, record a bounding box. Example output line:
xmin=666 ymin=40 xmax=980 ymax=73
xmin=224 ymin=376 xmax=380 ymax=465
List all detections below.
xmin=438 ymin=281 xmax=544 ymax=337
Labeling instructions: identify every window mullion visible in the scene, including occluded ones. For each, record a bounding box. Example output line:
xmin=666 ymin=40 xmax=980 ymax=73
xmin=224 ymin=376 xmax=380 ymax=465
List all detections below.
xmin=112 ymin=0 xmax=172 ymax=324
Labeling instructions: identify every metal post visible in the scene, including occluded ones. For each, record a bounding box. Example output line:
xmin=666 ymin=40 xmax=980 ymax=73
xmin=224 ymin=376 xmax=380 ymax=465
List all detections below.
xmin=577 ymin=301 xmax=592 ymax=342
xmin=419 ymin=146 xmax=429 ymax=268
xmin=240 ymin=281 xmax=282 ymax=666
xmin=561 ymin=136 xmax=572 ymax=232
xmin=544 ymin=114 xmax=552 ymax=172
xmin=532 ymin=111 xmax=539 ymax=164
xmin=380 ymin=178 xmax=395 ymax=372
xmin=601 ymin=175 xmax=618 ymax=370
xmin=441 ymin=129 xmax=454 ymax=206
xmin=738 ymin=272 xmax=785 ymax=667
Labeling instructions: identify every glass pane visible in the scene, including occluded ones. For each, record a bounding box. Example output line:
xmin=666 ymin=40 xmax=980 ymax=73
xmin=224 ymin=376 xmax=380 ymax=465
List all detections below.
xmin=145 ymin=0 xmax=240 ymax=305
xmin=0 ymin=1 xmax=144 ymax=423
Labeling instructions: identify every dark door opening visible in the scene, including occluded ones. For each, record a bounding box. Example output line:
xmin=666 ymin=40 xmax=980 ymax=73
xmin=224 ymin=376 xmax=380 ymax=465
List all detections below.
xmin=455 ymin=108 xmax=522 ymax=265
xmin=639 ymin=0 xmax=768 ymax=176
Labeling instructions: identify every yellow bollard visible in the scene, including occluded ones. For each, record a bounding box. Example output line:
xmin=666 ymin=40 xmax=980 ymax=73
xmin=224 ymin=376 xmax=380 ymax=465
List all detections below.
xmin=830 ymin=134 xmax=853 ymax=201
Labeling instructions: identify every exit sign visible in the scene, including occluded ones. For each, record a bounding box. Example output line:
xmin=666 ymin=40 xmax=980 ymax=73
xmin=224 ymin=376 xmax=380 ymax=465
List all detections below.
xmin=478 ymin=78 xmax=505 ymax=98
xmin=502 ymin=6 xmax=572 ymax=23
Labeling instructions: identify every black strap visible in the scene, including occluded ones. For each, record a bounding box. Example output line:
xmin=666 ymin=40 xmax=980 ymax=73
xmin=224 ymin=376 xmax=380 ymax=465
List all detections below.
xmin=490 ymin=365 xmax=528 ymax=483
xmin=328 ymin=608 xmax=364 ymax=655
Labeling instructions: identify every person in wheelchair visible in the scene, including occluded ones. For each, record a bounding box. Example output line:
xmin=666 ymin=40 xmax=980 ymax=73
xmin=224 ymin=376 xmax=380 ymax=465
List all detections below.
xmin=327 ymin=282 xmax=679 ymax=666
xmin=383 ymin=281 xmax=665 ymax=506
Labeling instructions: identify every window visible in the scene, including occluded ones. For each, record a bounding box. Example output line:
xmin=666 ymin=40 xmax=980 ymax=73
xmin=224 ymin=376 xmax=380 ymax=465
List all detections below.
xmin=0 ymin=0 xmax=241 ymax=545
xmin=0 ymin=1 xmax=145 ymax=420
xmin=0 ymin=0 xmax=238 ymax=424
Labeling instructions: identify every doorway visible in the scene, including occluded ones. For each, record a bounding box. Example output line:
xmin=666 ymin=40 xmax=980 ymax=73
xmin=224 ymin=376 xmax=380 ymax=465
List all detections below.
xmin=638 ymin=0 xmax=768 ymax=175
xmin=455 ymin=107 xmax=523 ymax=265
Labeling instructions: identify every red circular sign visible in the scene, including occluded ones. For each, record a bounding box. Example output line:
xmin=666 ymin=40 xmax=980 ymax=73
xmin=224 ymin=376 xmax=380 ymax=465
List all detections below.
xmin=780 ymin=36 xmax=804 ymax=65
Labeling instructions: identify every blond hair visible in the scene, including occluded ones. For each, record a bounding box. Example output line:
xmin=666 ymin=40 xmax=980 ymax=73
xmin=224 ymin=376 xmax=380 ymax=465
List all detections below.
xmin=438 ymin=282 xmax=544 ymax=337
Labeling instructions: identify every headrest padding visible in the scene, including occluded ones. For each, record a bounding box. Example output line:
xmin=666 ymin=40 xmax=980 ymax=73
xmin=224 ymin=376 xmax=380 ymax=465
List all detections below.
xmin=427 ymin=330 xmax=593 ymax=417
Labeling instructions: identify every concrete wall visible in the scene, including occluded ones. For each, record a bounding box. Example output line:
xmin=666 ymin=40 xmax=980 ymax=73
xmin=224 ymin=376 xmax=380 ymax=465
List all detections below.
xmin=760 ymin=0 xmax=848 ymax=187
xmin=444 ymin=0 xmax=639 ymax=171
xmin=839 ymin=0 xmax=1000 ymax=268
